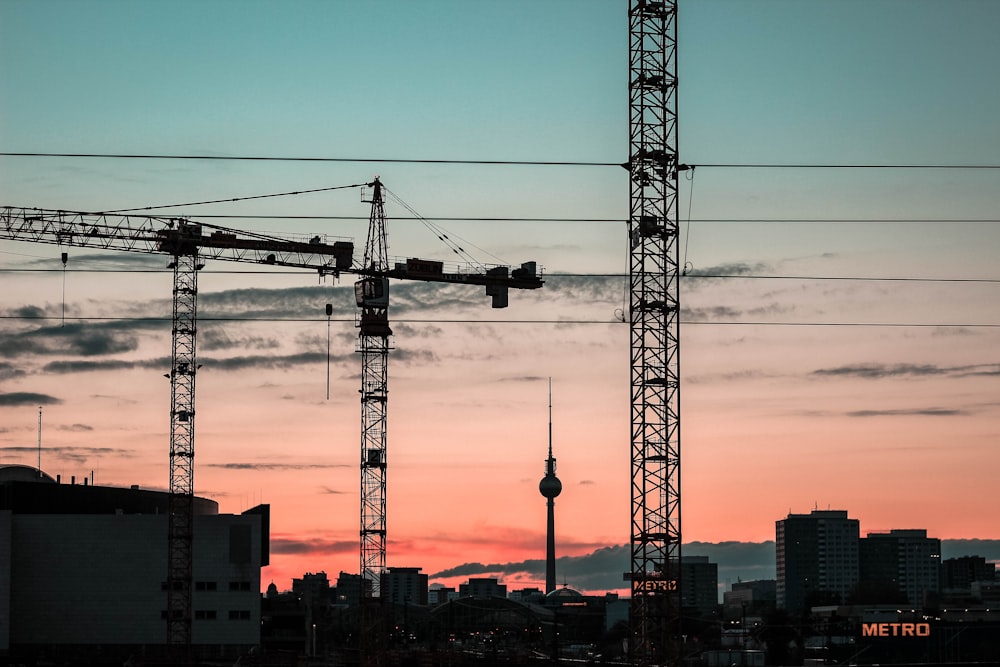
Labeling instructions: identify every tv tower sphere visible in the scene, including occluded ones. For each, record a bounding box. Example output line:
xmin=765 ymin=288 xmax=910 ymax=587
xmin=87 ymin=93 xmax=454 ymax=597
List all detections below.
xmin=539 ymin=469 xmax=562 ymax=498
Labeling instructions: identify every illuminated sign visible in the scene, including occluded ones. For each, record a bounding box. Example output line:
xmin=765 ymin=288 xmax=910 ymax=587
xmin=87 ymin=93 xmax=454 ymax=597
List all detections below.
xmin=861 ymin=622 xmax=931 ymax=638
xmin=634 ymin=579 xmax=677 ymax=592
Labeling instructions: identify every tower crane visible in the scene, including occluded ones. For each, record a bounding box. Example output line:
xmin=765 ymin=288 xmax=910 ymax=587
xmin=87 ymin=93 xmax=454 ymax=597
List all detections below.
xmin=351 ymin=178 xmax=542 ymax=662
xmin=1 ymin=206 xmax=353 ymax=648
xmin=626 ymin=1 xmax=683 ymax=665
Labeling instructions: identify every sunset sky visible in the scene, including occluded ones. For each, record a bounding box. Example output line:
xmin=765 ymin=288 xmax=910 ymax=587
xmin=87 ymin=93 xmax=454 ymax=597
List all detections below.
xmin=2 ymin=0 xmax=998 ymax=595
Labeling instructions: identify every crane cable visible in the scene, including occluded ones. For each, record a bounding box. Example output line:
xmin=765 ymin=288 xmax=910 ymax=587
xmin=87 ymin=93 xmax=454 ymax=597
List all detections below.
xmin=382 ymin=185 xmax=505 ymax=270
xmin=682 ymin=166 xmax=696 ymax=275
xmin=97 ymin=181 xmax=369 ymax=215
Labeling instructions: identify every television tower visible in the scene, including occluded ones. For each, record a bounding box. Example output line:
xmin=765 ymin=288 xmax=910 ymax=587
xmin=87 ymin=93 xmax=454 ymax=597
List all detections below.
xmin=538 ymin=380 xmax=562 ymax=594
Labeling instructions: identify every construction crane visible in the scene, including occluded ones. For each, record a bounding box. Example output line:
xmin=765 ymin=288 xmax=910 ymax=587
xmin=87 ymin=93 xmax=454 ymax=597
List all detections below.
xmin=626 ymin=1 xmax=683 ymax=665
xmin=0 ymin=206 xmax=354 ymax=650
xmin=351 ymin=178 xmax=542 ymax=664
xmin=1 ymin=192 xmax=543 ymax=655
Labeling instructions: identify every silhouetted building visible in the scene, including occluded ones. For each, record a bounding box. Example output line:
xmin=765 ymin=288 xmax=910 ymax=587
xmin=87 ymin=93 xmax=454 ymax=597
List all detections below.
xmin=382 ymin=566 xmax=428 ymax=606
xmin=293 ymin=571 xmax=332 ymax=609
xmin=723 ymin=579 xmax=777 ymax=611
xmin=460 ymin=577 xmax=507 ymax=599
xmin=776 ymin=509 xmax=859 ymax=614
xmin=680 ymin=555 xmax=719 ymax=615
xmin=428 ymin=586 xmax=457 ymax=606
xmin=859 ymin=529 xmax=940 ymax=605
xmin=0 ymin=464 xmax=268 ymax=663
xmin=509 ymin=587 xmax=545 ymax=604
xmin=942 ymin=555 xmax=997 ymax=590
xmin=334 ymin=571 xmax=370 ymax=607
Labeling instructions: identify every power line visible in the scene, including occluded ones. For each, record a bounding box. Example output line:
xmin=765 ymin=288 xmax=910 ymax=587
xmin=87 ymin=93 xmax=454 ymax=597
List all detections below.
xmin=0 ymin=152 xmax=617 ymax=167
xmin=1 ymin=267 xmax=997 ymax=284
xmin=1 ymin=314 xmax=997 ymax=328
xmin=41 ymin=214 xmax=1000 ymax=224
xmin=5 ymin=152 xmax=1000 ymax=170
xmin=692 ymin=163 xmax=1000 ymax=170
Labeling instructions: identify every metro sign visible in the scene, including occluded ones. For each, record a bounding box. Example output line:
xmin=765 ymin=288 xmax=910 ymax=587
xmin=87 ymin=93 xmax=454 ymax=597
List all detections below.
xmin=861 ymin=622 xmax=931 ymax=637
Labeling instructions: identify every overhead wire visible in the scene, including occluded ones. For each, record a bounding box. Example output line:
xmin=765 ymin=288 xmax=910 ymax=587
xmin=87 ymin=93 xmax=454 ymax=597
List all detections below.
xmin=1 ymin=266 xmax=998 ymax=284
xmin=0 ymin=314 xmax=997 ymax=328
xmin=5 ymin=152 xmax=1000 ymax=169
xmin=99 ymin=181 xmax=369 ymax=214
xmin=2 ymin=266 xmax=998 ymax=283
xmin=0 ymin=152 xmax=618 ymax=167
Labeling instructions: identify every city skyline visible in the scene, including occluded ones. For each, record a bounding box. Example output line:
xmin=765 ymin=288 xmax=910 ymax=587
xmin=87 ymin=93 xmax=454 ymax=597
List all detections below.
xmin=2 ymin=0 xmax=999 ymax=595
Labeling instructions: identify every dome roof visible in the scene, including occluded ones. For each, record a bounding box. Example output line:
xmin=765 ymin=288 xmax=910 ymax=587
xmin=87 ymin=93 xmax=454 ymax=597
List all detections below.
xmin=546 ymin=585 xmax=582 ymax=599
xmin=0 ymin=464 xmax=56 ymax=483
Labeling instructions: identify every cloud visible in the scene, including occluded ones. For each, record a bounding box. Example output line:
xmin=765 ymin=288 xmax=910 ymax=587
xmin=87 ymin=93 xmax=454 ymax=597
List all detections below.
xmin=425 ymin=540 xmax=1000 ymax=594
xmin=682 ymin=305 xmax=743 ymax=320
xmin=202 ymin=462 xmax=349 ymax=471
xmin=41 ymin=359 xmax=151 ymax=374
xmin=0 ymin=445 xmax=134 ymax=465
xmin=57 ymin=423 xmax=94 ymax=432
xmin=812 ymin=362 xmax=1000 ymax=380
xmin=0 ymin=392 xmax=62 ymax=406
xmin=0 ymin=322 xmax=144 ymax=359
xmin=203 ymin=351 xmax=328 ymax=372
xmin=199 ymin=329 xmax=281 ymax=352
xmin=0 ymin=361 xmax=28 ymax=382
xmin=270 ymin=535 xmax=357 ymax=556
xmin=684 ymin=262 xmax=771 ymax=279
xmin=846 ymin=408 xmax=968 ymax=418
xmin=941 ymin=539 xmax=1000 ymax=562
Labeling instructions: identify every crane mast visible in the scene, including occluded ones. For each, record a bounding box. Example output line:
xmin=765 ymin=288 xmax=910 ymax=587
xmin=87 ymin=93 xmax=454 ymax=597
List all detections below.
xmin=627 ymin=0 xmax=683 ymax=664
xmin=356 ymin=179 xmax=392 ymax=661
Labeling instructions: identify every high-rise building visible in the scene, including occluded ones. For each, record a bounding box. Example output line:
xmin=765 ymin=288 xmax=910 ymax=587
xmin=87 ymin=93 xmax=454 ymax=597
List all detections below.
xmin=382 ymin=567 xmax=428 ymax=606
xmin=776 ymin=509 xmax=859 ymax=614
xmin=942 ymin=555 xmax=997 ymax=590
xmin=860 ymin=529 xmax=940 ymax=606
xmin=680 ymin=556 xmax=719 ymax=615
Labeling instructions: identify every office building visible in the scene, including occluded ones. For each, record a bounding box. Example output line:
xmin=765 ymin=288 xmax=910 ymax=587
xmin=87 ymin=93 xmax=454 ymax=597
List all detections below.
xmin=0 ymin=464 xmax=268 ymax=663
xmin=860 ymin=529 xmax=940 ymax=606
xmin=680 ymin=555 xmax=719 ymax=615
xmin=776 ymin=509 xmax=859 ymax=614
xmin=382 ymin=566 xmax=428 ymax=606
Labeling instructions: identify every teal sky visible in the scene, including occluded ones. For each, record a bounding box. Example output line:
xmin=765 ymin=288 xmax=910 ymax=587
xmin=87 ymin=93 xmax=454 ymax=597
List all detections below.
xmin=2 ymin=1 xmax=998 ymax=592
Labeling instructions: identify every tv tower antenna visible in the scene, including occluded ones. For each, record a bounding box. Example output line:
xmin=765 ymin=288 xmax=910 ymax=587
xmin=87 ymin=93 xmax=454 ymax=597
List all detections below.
xmin=538 ymin=379 xmax=562 ymax=594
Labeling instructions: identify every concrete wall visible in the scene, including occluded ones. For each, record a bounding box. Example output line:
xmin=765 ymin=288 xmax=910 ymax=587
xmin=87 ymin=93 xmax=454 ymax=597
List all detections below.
xmin=8 ymin=512 xmax=261 ymax=646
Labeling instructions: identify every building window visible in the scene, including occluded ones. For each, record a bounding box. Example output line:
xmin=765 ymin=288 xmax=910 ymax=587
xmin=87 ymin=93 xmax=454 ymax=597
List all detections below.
xmin=229 ymin=580 xmax=251 ymax=591
xmin=195 ymin=610 xmax=217 ymax=620
xmin=195 ymin=581 xmax=218 ymax=591
xmin=228 ymin=610 xmax=251 ymax=621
